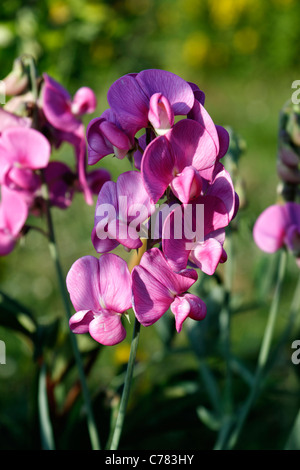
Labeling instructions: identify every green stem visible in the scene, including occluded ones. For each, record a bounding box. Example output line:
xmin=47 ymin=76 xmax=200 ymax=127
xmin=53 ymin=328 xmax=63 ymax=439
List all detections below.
xmin=108 ymin=318 xmax=141 ymax=450
xmin=41 ymin=179 xmax=101 ymax=451
xmin=225 ymin=249 xmax=288 ymax=450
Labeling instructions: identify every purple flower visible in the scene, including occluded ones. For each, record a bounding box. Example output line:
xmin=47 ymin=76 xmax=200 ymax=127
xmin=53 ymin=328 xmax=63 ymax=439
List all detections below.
xmin=106 ymin=69 xmax=195 ymax=137
xmin=92 ymin=171 xmax=155 ymax=253
xmin=86 ymin=109 xmax=134 ymax=165
xmin=0 ymin=185 xmax=28 ymax=256
xmin=42 ymin=74 xmax=96 ymax=133
xmin=66 ymin=254 xmax=132 ymax=345
xmin=132 ymin=248 xmax=206 ymax=332
xmin=0 ymin=127 xmax=51 ymax=193
xmin=253 ymin=202 xmax=300 ymax=265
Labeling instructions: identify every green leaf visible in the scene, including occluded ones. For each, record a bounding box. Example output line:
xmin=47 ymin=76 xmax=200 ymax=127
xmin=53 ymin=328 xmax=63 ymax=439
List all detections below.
xmin=38 ymin=363 xmax=56 ymax=450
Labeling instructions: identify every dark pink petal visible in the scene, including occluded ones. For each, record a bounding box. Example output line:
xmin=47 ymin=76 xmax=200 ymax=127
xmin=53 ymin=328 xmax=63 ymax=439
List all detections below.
xmin=132 ymin=263 xmax=175 ymax=326
xmin=42 ymin=73 xmax=80 ymax=132
xmin=253 ymin=205 xmax=287 ymax=253
xmin=170 ymin=293 xmax=206 ymax=332
xmin=71 ymin=87 xmax=97 ymax=116
xmin=162 ymin=197 xmax=228 ymax=271
xmin=69 ymin=310 xmax=94 ymax=334
xmin=215 ymin=125 xmax=229 ymax=159
xmin=148 ymin=93 xmax=174 ymax=135
xmin=0 ymin=185 xmax=28 ymax=236
xmin=89 ymin=311 xmax=126 ymax=346
xmin=107 ymin=74 xmax=149 ymax=136
xmin=87 ymin=117 xmax=113 ymax=164
xmin=167 ymin=119 xmax=217 ymax=171
xmin=100 ymin=120 xmax=132 ymax=158
xmin=141 ymin=135 xmax=175 ymax=202
xmin=206 ymin=165 xmax=236 ymax=221
xmin=91 ymin=226 xmax=120 ymax=254
xmin=162 ymin=206 xmax=193 ymax=271
xmin=132 ymin=248 xmax=198 ymax=327
xmin=98 ymin=253 xmax=132 ymax=313
xmin=6 ymin=167 xmax=40 ymax=191
xmin=136 ymin=69 xmax=194 ymax=115
xmin=44 ymin=161 xmax=75 ymax=209
xmin=188 ymin=81 xmax=205 ymax=105
xmin=0 ymin=127 xmax=51 ymax=169
xmin=0 ymin=232 xmax=15 ymax=256
xmin=116 ymin=171 xmax=154 ymax=221
xmin=189 ymin=237 xmax=224 ymax=275
xmin=170 ymin=166 xmax=202 ymax=203
xmin=66 ymin=255 xmax=101 ymax=312
xmin=187 ymin=100 xmax=219 ymax=154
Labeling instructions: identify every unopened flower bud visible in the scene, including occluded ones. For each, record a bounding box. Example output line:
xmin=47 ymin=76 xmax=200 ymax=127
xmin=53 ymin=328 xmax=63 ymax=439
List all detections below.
xmin=2 ymin=58 xmax=29 ymax=96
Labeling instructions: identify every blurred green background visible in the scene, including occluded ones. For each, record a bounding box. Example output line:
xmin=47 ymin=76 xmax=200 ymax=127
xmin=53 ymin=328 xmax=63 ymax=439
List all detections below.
xmin=1 ymin=0 xmax=300 ymax=450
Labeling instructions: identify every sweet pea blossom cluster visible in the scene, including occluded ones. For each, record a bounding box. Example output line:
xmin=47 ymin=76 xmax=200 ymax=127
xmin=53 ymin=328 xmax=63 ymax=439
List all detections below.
xmin=66 ymin=69 xmax=239 ymax=346
xmin=0 ymin=57 xmax=110 ymax=256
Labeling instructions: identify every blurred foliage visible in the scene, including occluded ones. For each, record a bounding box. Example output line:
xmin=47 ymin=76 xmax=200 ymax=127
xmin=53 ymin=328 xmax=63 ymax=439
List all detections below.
xmin=1 ymin=0 xmax=300 ymax=451
xmin=0 ymin=0 xmax=300 ymax=88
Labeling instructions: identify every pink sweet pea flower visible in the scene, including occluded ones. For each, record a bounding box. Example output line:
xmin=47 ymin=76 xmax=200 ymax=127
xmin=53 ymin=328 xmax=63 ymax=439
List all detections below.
xmin=66 ymin=254 xmax=132 ymax=346
xmin=107 ymin=69 xmax=195 ymax=138
xmin=253 ymin=202 xmax=300 ymax=265
xmin=132 ymin=248 xmax=206 ymax=332
xmin=0 ymin=185 xmax=28 ymax=255
xmin=141 ymin=119 xmax=219 ymax=204
xmin=86 ymin=109 xmax=134 ymax=165
xmin=42 ymin=74 xmax=96 ymax=132
xmin=0 ymin=127 xmax=50 ymax=193
xmin=92 ymin=171 xmax=155 ymax=253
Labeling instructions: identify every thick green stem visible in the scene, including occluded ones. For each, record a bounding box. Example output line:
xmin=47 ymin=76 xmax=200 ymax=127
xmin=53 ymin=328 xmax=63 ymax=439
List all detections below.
xmin=41 ymin=180 xmax=101 ymax=450
xmin=224 ymin=249 xmax=288 ymax=450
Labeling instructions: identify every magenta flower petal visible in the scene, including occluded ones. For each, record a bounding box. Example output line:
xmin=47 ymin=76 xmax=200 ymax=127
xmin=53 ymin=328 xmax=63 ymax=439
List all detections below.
xmin=66 ymin=255 xmax=102 ymax=312
xmin=132 ymin=248 xmax=197 ymax=327
xmin=171 ymin=293 xmax=207 ymax=332
xmin=205 ymin=164 xmax=236 ymax=221
xmin=253 ymin=205 xmax=287 ymax=253
xmin=89 ymin=312 xmax=126 ymax=346
xmin=93 ymin=171 xmax=154 ymax=252
xmin=107 ymin=74 xmax=149 ymax=136
xmin=98 ymin=253 xmax=132 ymax=313
xmin=141 ymin=135 xmax=175 ymax=203
xmin=168 ymin=119 xmax=217 ymax=171
xmin=42 ymin=74 xmax=80 ymax=132
xmin=86 ymin=168 xmax=111 ymax=195
xmin=6 ymin=167 xmax=40 ymax=191
xmin=87 ymin=113 xmax=133 ymax=164
xmin=189 ymin=237 xmax=224 ymax=275
xmin=71 ymin=87 xmax=97 ymax=116
xmin=0 ymin=186 xmax=28 ymax=256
